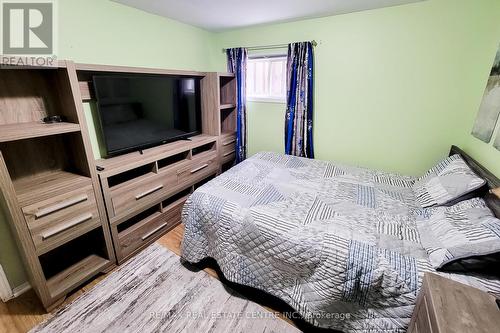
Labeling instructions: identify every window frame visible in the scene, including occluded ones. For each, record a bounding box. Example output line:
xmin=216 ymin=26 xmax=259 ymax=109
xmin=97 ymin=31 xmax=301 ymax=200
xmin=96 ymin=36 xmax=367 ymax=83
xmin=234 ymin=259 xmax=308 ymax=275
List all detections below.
xmin=247 ymin=54 xmax=287 ymax=104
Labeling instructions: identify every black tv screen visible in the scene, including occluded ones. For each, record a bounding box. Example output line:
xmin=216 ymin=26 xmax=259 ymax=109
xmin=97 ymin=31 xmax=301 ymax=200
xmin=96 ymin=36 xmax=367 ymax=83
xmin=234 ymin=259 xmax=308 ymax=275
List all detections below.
xmin=93 ymin=75 xmax=202 ymax=157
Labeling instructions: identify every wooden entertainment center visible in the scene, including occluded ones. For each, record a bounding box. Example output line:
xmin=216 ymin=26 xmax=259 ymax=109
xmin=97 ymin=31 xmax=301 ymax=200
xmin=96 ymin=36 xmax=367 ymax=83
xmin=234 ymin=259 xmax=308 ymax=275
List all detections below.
xmin=0 ymin=61 xmax=237 ymax=310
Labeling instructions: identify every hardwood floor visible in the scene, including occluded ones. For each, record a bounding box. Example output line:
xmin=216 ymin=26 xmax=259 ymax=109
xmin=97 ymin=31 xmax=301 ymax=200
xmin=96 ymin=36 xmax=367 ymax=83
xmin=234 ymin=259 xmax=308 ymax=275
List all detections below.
xmin=0 ymin=224 xmax=294 ymax=333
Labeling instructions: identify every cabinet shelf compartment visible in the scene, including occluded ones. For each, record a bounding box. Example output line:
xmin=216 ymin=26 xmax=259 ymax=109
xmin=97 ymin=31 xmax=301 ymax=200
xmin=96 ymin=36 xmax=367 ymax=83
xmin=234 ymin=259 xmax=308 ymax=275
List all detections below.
xmin=221 ymin=108 xmax=237 ymax=134
xmin=107 ymin=163 xmax=156 ymax=188
xmin=161 ymin=188 xmax=191 ymax=211
xmin=1 ymin=133 xmax=92 ymax=204
xmin=116 ymin=204 xmax=161 ymax=232
xmin=219 ymin=75 xmax=236 ymax=106
xmin=39 ymin=228 xmax=110 ymax=299
xmin=193 ymin=174 xmax=216 ymax=191
xmin=192 ymin=141 xmax=216 ymax=157
xmin=157 ymin=151 xmax=190 ymax=171
xmin=0 ymin=68 xmax=81 ymax=139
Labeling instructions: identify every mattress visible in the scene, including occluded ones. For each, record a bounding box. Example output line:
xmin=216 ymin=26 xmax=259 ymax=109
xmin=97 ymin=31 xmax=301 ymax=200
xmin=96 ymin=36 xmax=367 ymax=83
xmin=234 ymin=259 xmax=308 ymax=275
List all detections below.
xmin=180 ymin=152 xmax=500 ymax=332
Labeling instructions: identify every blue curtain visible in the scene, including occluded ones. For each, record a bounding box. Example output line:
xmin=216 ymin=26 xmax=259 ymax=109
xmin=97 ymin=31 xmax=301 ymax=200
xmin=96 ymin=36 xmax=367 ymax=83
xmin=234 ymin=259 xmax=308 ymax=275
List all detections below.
xmin=285 ymin=42 xmax=314 ymax=158
xmin=226 ymin=48 xmax=248 ymax=164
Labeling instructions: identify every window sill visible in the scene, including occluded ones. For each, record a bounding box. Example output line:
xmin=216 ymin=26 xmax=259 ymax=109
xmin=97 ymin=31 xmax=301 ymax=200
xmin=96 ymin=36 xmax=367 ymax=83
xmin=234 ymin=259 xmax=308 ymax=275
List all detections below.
xmin=248 ymin=97 xmax=286 ymax=104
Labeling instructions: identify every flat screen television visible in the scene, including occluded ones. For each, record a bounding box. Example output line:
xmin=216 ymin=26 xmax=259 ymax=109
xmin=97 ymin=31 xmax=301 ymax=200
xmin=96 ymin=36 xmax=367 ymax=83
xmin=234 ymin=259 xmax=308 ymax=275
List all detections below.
xmin=93 ymin=75 xmax=202 ymax=157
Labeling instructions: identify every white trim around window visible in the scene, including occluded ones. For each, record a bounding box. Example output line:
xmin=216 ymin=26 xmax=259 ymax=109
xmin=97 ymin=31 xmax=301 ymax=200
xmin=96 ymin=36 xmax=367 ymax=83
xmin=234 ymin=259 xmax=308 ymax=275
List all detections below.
xmin=247 ymin=54 xmax=287 ymax=104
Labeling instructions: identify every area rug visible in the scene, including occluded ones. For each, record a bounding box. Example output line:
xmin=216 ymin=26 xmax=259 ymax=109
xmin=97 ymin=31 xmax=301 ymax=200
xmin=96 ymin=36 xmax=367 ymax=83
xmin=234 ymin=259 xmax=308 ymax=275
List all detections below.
xmin=30 ymin=244 xmax=299 ymax=333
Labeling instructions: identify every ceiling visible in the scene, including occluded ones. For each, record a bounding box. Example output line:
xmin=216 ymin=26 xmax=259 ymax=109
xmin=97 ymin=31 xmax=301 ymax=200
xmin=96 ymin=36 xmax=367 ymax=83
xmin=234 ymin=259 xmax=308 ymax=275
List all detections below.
xmin=112 ymin=0 xmax=425 ymax=32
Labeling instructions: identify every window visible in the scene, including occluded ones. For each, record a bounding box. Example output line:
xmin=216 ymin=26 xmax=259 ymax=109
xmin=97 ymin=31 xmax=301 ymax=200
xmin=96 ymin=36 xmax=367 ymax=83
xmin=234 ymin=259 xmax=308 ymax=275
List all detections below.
xmin=247 ymin=55 xmax=287 ymax=103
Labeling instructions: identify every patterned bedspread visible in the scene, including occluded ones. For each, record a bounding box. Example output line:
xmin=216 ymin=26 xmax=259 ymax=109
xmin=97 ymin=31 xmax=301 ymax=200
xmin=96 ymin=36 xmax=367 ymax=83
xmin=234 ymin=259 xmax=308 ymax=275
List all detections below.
xmin=180 ymin=152 xmax=500 ymax=332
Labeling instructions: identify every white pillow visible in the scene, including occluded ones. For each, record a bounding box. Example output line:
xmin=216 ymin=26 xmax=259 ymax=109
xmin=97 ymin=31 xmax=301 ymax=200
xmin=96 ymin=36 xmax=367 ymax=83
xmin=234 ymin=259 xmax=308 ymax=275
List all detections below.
xmin=413 ymin=155 xmax=485 ymax=208
xmin=416 ymin=198 xmax=500 ymax=269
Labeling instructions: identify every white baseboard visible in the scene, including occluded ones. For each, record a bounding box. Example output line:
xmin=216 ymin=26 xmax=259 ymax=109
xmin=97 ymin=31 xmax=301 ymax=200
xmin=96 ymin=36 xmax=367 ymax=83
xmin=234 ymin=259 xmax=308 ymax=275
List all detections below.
xmin=0 ymin=265 xmax=30 ymax=302
xmin=11 ymin=281 xmax=31 ymax=298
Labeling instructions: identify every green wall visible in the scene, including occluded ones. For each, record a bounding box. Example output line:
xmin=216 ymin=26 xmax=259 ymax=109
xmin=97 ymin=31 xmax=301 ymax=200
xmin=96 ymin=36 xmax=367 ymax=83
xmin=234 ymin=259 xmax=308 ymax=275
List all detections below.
xmin=214 ymin=0 xmax=500 ymax=176
xmin=58 ymin=0 xmax=218 ymax=70
xmin=0 ymin=0 xmax=219 ymax=289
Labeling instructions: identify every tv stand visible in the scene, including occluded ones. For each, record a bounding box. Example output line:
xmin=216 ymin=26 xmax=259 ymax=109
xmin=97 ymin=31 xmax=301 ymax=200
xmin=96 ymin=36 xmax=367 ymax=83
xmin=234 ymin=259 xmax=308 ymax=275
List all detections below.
xmin=77 ymin=65 xmax=237 ymax=264
xmin=96 ymin=135 xmax=218 ymax=263
xmin=0 ymin=61 xmax=237 ymax=312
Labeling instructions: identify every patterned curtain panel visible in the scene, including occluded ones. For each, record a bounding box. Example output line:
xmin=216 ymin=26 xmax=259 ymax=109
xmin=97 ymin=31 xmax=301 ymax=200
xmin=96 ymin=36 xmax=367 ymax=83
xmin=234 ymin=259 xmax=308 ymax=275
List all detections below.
xmin=285 ymin=42 xmax=314 ymax=158
xmin=226 ymin=48 xmax=248 ymax=164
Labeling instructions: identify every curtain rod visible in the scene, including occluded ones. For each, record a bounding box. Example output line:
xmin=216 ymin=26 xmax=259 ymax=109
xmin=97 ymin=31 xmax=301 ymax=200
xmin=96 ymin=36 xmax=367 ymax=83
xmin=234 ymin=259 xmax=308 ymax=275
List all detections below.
xmin=222 ymin=40 xmax=317 ymax=53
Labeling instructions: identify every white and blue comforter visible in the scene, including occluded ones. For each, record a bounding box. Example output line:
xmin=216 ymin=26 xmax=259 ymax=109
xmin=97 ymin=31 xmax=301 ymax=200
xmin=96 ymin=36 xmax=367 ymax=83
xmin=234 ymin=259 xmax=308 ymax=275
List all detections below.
xmin=180 ymin=152 xmax=500 ymax=332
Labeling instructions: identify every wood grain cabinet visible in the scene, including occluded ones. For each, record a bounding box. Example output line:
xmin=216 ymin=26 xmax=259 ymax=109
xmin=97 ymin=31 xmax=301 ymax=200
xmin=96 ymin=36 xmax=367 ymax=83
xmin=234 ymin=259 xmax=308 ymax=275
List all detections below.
xmin=407 ymin=273 xmax=500 ymax=333
xmin=96 ymin=135 xmax=220 ymax=264
xmin=201 ymin=72 xmax=237 ymax=171
xmin=0 ymin=61 xmax=115 ymax=311
xmin=73 ymin=64 xmax=238 ymax=265
xmin=0 ymin=61 xmax=238 ymax=311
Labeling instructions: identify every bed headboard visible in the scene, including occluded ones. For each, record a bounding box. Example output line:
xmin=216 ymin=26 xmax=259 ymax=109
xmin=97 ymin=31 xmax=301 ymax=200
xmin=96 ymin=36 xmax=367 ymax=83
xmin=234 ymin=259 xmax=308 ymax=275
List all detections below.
xmin=450 ymin=145 xmax=500 ymax=219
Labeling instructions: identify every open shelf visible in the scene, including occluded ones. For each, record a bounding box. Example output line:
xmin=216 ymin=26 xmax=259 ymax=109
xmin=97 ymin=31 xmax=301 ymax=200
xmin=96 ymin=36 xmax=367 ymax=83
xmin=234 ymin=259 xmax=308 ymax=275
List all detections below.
xmin=39 ymin=227 xmax=110 ymax=298
xmin=221 ymin=107 xmax=237 ymax=134
xmin=13 ymin=170 xmax=92 ymax=207
xmin=220 ymin=103 xmax=236 ymax=110
xmin=46 ymin=254 xmax=109 ymax=299
xmin=1 ymin=134 xmax=92 ymax=207
xmin=219 ymin=75 xmax=236 ymax=106
xmin=0 ymin=122 xmax=81 ymax=143
xmin=96 ymin=134 xmax=217 ymax=177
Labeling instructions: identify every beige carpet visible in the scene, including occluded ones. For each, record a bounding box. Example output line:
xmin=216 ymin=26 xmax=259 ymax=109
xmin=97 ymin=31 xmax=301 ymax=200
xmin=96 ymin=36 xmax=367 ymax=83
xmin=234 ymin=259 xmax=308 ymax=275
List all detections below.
xmin=30 ymin=244 xmax=299 ymax=333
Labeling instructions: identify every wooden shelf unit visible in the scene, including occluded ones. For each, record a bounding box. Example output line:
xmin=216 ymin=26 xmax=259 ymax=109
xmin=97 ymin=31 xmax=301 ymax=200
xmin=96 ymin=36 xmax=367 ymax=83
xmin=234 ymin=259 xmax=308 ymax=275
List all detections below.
xmin=0 ymin=62 xmax=115 ymax=311
xmin=201 ymin=72 xmax=237 ymax=170
xmin=0 ymin=62 xmax=241 ymax=311
xmin=74 ymin=64 xmax=226 ymax=265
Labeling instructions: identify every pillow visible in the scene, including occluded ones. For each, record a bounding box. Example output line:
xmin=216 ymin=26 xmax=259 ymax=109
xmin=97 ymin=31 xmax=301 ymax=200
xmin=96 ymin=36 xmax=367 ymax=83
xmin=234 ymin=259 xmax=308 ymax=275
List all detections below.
xmin=413 ymin=154 xmax=486 ymax=208
xmin=416 ymin=198 xmax=500 ymax=270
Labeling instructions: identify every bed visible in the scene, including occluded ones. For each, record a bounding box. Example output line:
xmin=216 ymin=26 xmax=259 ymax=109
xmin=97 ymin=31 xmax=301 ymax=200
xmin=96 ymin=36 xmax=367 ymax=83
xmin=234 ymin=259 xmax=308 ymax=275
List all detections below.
xmin=180 ymin=146 xmax=500 ymax=333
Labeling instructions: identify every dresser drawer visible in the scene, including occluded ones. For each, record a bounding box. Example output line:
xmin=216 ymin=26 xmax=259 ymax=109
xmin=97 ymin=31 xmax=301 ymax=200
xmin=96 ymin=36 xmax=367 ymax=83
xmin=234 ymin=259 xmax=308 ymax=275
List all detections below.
xmin=22 ymin=186 xmax=101 ymax=255
xmin=221 ymin=149 xmax=236 ymax=164
xmin=220 ymin=134 xmax=236 ymax=164
xmin=117 ymin=198 xmax=185 ymax=261
xmin=110 ymin=171 xmax=178 ymax=219
xmin=221 ymin=133 xmax=236 ymax=150
xmin=177 ymin=151 xmax=218 ymax=186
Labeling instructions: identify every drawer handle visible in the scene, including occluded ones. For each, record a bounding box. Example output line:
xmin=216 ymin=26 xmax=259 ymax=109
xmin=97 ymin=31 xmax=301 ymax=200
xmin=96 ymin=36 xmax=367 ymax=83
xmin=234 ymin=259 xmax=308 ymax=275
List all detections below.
xmin=35 ymin=194 xmax=89 ymax=219
xmin=135 ymin=185 xmax=164 ymax=200
xmin=223 ymin=151 xmax=235 ymax=157
xmin=190 ymin=164 xmax=209 ymax=174
xmin=223 ymin=139 xmax=236 ymax=146
xmin=141 ymin=223 xmax=168 ymax=241
xmin=40 ymin=213 xmax=93 ymax=240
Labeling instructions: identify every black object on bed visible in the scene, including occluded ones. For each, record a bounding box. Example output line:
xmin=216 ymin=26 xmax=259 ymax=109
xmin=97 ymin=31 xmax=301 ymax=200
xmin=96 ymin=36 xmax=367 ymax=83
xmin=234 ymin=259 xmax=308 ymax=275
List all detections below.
xmin=450 ymin=145 xmax=500 ymax=219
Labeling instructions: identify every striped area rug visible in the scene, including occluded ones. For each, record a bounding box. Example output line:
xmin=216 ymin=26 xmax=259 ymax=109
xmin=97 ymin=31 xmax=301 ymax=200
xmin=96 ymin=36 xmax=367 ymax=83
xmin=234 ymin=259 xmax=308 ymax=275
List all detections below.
xmin=30 ymin=244 xmax=299 ymax=333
